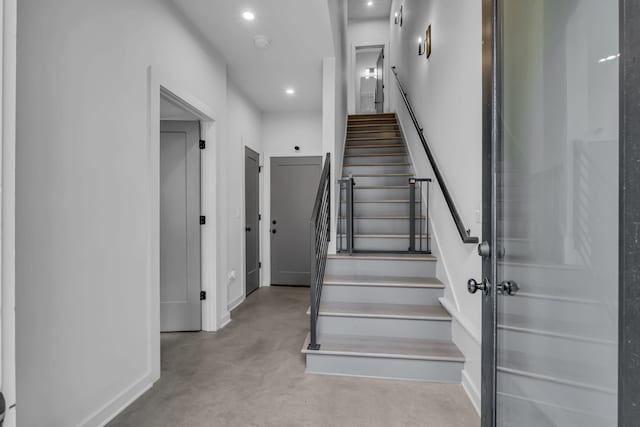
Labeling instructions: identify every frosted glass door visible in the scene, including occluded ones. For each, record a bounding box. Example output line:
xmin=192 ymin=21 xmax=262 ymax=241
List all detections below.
xmin=496 ymin=1 xmax=619 ymax=425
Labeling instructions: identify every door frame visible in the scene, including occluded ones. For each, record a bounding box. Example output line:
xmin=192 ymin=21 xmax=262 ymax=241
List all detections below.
xmin=349 ymin=42 xmax=389 ymax=114
xmin=481 ymin=0 xmax=640 ymax=425
xmin=618 ymin=0 xmax=640 ymax=424
xmin=1 ymin=0 xmax=17 ymax=425
xmin=148 ymin=67 xmax=225 ymax=382
xmin=241 ymin=145 xmax=261 ymax=302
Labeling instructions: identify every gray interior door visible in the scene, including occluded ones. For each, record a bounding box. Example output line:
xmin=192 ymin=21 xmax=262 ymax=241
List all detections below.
xmin=270 ymin=156 xmax=322 ymax=286
xmin=160 ymin=121 xmax=201 ymax=332
xmin=375 ymin=49 xmax=384 ymax=113
xmin=245 ymin=147 xmax=260 ymax=296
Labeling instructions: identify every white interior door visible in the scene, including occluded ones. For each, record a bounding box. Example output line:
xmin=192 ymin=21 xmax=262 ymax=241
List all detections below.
xmin=160 ymin=121 xmax=202 ymax=332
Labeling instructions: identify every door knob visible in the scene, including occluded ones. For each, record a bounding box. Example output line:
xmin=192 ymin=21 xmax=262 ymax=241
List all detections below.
xmin=497 ymin=280 xmax=519 ymax=296
xmin=467 ymin=278 xmax=489 ymax=295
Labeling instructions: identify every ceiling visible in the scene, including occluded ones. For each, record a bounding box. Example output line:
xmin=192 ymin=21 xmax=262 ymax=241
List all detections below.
xmin=348 ymin=0 xmax=392 ymax=21
xmin=171 ymin=0 xmax=335 ymax=112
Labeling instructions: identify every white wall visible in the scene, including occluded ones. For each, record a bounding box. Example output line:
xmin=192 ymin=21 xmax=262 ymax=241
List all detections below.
xmin=16 ymin=0 xmax=233 ymax=425
xmin=261 ymin=111 xmax=323 ymax=285
xmin=389 ymin=0 xmax=482 ymax=412
xmin=226 ymin=82 xmax=262 ymax=311
xmin=325 ymin=0 xmax=349 ymax=251
xmin=348 ymin=19 xmax=390 ymax=114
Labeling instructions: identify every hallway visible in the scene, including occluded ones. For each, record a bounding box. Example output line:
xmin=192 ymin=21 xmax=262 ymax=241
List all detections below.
xmin=109 ymin=287 xmax=479 ymax=427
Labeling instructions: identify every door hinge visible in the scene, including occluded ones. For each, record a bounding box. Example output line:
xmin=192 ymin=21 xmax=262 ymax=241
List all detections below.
xmin=259 ymin=262 xmax=262 ymax=268
xmin=199 ymin=140 xmax=206 ymax=149
xmin=200 ymin=216 xmax=206 ymax=225
xmin=258 ymin=214 xmax=262 ymax=221
xmin=200 ymin=290 xmax=206 ymax=300
xmin=258 ymin=166 xmax=263 ymax=173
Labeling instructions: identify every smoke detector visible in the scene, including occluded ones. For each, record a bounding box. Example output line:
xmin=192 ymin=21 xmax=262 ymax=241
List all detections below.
xmin=253 ymin=35 xmax=271 ymax=49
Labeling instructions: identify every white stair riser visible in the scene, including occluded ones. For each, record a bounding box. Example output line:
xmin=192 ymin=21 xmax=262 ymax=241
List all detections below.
xmin=345 ymin=155 xmax=408 ymax=164
xmin=342 ymin=162 xmax=411 ymax=175
xmin=345 ymin=175 xmax=412 ymax=186
xmin=322 ymin=284 xmax=443 ymax=305
xmin=343 ymin=218 xmax=425 ymax=234
xmin=345 ymin=146 xmax=406 ymax=155
xmin=342 ymin=202 xmax=418 ymax=216
xmin=317 ymin=316 xmax=451 ymax=340
xmin=353 ymin=187 xmax=410 ymax=201
xmin=306 ymin=353 xmax=463 ymax=383
xmin=326 ymin=257 xmax=437 ymax=277
xmin=337 ymin=235 xmax=429 ymax=252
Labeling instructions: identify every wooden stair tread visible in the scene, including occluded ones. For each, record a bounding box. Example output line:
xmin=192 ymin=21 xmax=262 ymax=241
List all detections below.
xmin=302 ymin=333 xmax=464 ymax=362
xmin=344 ymin=173 xmax=413 ymax=177
xmin=324 ymin=274 xmax=443 ymax=288
xmin=352 ymin=215 xmax=425 ymax=219
xmin=337 ymin=233 xmax=429 ymax=238
xmin=345 ymin=144 xmax=405 ymax=149
xmin=344 ymin=163 xmax=410 ymax=167
xmin=347 ymin=137 xmax=403 ymax=141
xmin=355 ymin=185 xmax=410 ymax=189
xmin=344 ymin=153 xmax=406 ymax=157
xmin=328 ymin=253 xmax=436 ymax=261
xmin=316 ymin=301 xmax=450 ymax=321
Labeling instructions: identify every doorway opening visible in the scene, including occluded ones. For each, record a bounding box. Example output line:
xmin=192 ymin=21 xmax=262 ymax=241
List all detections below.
xmin=244 ymin=147 xmax=260 ymax=296
xmin=159 ymin=94 xmax=203 ymax=332
xmin=355 ymin=45 xmax=385 ymax=114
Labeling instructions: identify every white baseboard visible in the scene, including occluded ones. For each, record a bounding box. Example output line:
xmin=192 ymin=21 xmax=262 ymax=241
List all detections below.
xmin=80 ymin=371 xmax=155 ymax=427
xmin=227 ymin=294 xmax=244 ymax=312
xmin=462 ymin=369 xmax=481 ymax=415
xmin=218 ymin=312 xmax=231 ymax=330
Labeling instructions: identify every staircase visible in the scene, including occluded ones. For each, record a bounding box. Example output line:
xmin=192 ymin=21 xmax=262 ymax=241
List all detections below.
xmin=303 ymin=113 xmax=464 ymax=383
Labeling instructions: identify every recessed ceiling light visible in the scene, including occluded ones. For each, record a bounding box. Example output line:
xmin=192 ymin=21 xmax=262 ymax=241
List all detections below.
xmin=242 ymin=11 xmax=255 ymax=21
xmin=285 ymin=88 xmax=295 ymax=95
xmin=367 ymin=1 xmax=373 ymax=6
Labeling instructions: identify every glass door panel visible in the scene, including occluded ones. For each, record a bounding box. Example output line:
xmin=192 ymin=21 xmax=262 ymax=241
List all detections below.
xmin=497 ymin=1 xmax=619 ymax=425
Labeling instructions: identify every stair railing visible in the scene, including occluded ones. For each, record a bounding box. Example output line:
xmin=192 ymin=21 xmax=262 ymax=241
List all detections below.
xmin=337 ymin=176 xmax=355 ymax=254
xmin=391 ymin=66 xmax=479 ymax=244
xmin=308 ymin=153 xmax=331 ymax=350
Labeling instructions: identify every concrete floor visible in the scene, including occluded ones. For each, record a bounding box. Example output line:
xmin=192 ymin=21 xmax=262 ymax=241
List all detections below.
xmin=109 ymin=287 xmax=480 ymax=427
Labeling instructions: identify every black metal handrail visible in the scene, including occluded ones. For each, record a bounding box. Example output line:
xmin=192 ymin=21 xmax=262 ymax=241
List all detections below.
xmin=391 ymin=66 xmax=479 ymax=244
xmin=308 ymin=153 xmax=331 ymax=350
